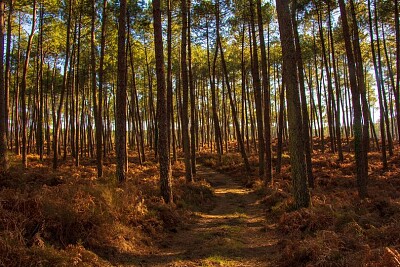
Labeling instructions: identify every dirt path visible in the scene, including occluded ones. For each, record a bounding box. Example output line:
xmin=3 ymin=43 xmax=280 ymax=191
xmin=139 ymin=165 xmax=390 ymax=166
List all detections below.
xmin=131 ymin=165 xmax=278 ymax=266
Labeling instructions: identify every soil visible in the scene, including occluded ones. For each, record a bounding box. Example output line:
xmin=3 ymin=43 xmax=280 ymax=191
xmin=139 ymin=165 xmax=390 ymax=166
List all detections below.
xmin=128 ymin=165 xmax=278 ymax=266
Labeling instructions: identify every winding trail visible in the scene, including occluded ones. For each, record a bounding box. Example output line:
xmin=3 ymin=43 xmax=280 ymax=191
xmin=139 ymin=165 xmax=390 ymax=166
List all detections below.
xmin=134 ymin=165 xmax=278 ymax=266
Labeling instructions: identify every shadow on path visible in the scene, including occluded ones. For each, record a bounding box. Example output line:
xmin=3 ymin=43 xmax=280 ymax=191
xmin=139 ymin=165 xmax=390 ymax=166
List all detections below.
xmin=122 ymin=165 xmax=278 ymax=266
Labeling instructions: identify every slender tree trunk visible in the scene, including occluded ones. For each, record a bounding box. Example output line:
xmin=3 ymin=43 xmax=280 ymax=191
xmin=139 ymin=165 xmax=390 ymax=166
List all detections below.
xmin=167 ymin=0 xmax=175 ymax=163
xmin=317 ymin=9 xmax=335 ymax=153
xmin=276 ymin=81 xmax=285 ymax=174
xmin=368 ymin=0 xmax=387 ymax=168
xmin=4 ymin=0 xmax=12 ymax=148
xmin=0 ymin=0 xmax=6 ymax=172
xmin=395 ymin=0 xmax=400 ymax=143
xmin=98 ymin=0 xmax=107 ymax=171
xmin=153 ymin=0 xmax=173 ymax=203
xmin=53 ymin=0 xmax=71 ymax=169
xmin=116 ymin=0 xmax=127 ymax=182
xmin=45 ymin=67 xmax=51 ymax=155
xmin=240 ymin=23 xmax=248 ymax=153
xmin=188 ymin=0 xmax=196 ymax=175
xmin=276 ymin=0 xmax=310 ymax=208
xmin=373 ymin=4 xmax=393 ymax=156
xmin=249 ymin=0 xmax=265 ymax=176
xmin=256 ymin=0 xmax=272 ymax=183
xmin=339 ymin=0 xmax=368 ymax=198
xmin=92 ymin=0 xmax=106 ymax=177
xmin=38 ymin=4 xmax=44 ymax=160
xmin=14 ymin=13 xmax=21 ymax=155
xmin=90 ymin=1 xmax=98 ymax=160
xmin=21 ymin=0 xmax=36 ymax=168
xmin=217 ymin=1 xmax=250 ymax=172
xmin=181 ymin=0 xmax=193 ymax=182
xmin=381 ymin=24 xmax=396 ymax=149
xmin=75 ymin=13 xmax=81 ymax=167
xmin=328 ymin=2 xmax=344 ymax=161
xmin=127 ymin=37 xmax=143 ymax=164
xmin=350 ymin=0 xmax=369 ymax=186
xmin=206 ymin=19 xmax=222 ymax=161
xmin=292 ymin=0 xmax=313 ymax=188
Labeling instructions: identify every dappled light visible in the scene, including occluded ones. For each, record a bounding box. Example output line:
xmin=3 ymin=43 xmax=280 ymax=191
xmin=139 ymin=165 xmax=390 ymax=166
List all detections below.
xmin=0 ymin=0 xmax=400 ymax=265
xmin=214 ymin=187 xmax=250 ymax=195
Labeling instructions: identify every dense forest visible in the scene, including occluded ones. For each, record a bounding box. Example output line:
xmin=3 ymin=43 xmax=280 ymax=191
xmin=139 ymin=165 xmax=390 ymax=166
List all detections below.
xmin=0 ymin=0 xmax=400 ymax=266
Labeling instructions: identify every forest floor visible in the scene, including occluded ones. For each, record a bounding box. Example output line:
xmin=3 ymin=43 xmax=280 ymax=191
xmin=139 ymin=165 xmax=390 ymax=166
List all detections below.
xmin=127 ymin=165 xmax=278 ymax=266
xmin=2 ymin=143 xmax=400 ymax=266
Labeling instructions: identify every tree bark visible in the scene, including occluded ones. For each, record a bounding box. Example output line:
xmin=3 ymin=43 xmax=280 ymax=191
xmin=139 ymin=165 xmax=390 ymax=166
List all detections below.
xmin=395 ymin=0 xmax=400 ymax=144
xmin=188 ymin=0 xmax=196 ymax=175
xmin=21 ymin=0 xmax=36 ymax=168
xmin=53 ymin=0 xmax=71 ymax=169
xmin=292 ymin=0 xmax=313 ymax=188
xmin=4 ymin=0 xmax=12 ymax=148
xmin=153 ymin=0 xmax=173 ymax=203
xmin=276 ymin=0 xmax=310 ymax=208
xmin=0 ymin=0 xmax=7 ymax=172
xmin=338 ymin=0 xmax=368 ymax=198
xmin=95 ymin=0 xmax=106 ymax=176
xmin=91 ymin=0 xmax=103 ymax=177
xmin=249 ymin=0 xmax=265 ymax=176
xmin=328 ymin=2 xmax=344 ymax=162
xmin=181 ymin=0 xmax=193 ymax=182
xmin=367 ymin=0 xmax=387 ymax=168
xmin=116 ymin=0 xmax=127 ymax=183
xmin=206 ymin=18 xmax=223 ymax=161
xmin=217 ymin=1 xmax=250 ymax=172
xmin=256 ymin=0 xmax=272 ymax=183
xmin=167 ymin=0 xmax=176 ymax=163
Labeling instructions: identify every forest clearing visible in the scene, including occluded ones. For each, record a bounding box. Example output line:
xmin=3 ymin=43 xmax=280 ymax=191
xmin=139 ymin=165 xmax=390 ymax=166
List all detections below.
xmin=1 ymin=0 xmax=400 ymax=266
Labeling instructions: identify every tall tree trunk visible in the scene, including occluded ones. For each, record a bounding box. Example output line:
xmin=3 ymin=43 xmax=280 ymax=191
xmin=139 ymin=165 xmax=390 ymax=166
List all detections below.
xmin=328 ymin=2 xmax=344 ymax=162
xmin=53 ymin=0 xmax=71 ymax=169
xmin=276 ymin=0 xmax=310 ymax=208
xmin=4 ymin=0 xmax=12 ymax=147
xmin=292 ymin=0 xmax=313 ymax=188
xmin=0 ymin=0 xmax=6 ymax=172
xmin=75 ymin=13 xmax=82 ymax=167
xmin=217 ymin=0 xmax=250 ymax=172
xmin=249 ymin=0 xmax=265 ymax=176
xmin=21 ymin=0 xmax=36 ymax=168
xmin=350 ymin=0 xmax=369 ymax=187
xmin=127 ymin=19 xmax=145 ymax=163
xmin=241 ymin=23 xmax=246 ymax=146
xmin=38 ymin=3 xmax=44 ymax=160
xmin=395 ymin=0 xmax=400 ymax=143
xmin=317 ymin=8 xmax=335 ymax=153
xmin=256 ymin=0 xmax=272 ymax=183
xmin=188 ymin=0 xmax=196 ymax=175
xmin=116 ymin=0 xmax=127 ymax=182
xmin=14 ymin=13 xmax=21 ymax=155
xmin=338 ymin=0 xmax=368 ymax=198
xmin=167 ymin=0 xmax=176 ymax=163
xmin=96 ymin=0 xmax=107 ymax=175
xmin=181 ymin=0 xmax=193 ymax=182
xmin=367 ymin=0 xmax=387 ymax=168
xmin=381 ymin=24 xmax=396 ymax=150
xmin=373 ymin=2 xmax=393 ymax=156
xmin=276 ymin=81 xmax=285 ymax=174
xmin=90 ymin=0 xmax=98 ymax=167
xmin=206 ymin=18 xmax=223 ymax=161
xmin=153 ymin=0 xmax=173 ymax=203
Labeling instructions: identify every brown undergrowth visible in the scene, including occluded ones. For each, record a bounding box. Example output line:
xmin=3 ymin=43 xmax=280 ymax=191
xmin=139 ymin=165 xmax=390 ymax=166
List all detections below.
xmin=0 ymin=152 xmax=214 ymax=266
xmin=199 ymin=142 xmax=400 ymax=266
xmin=2 ymin=140 xmax=400 ymax=266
